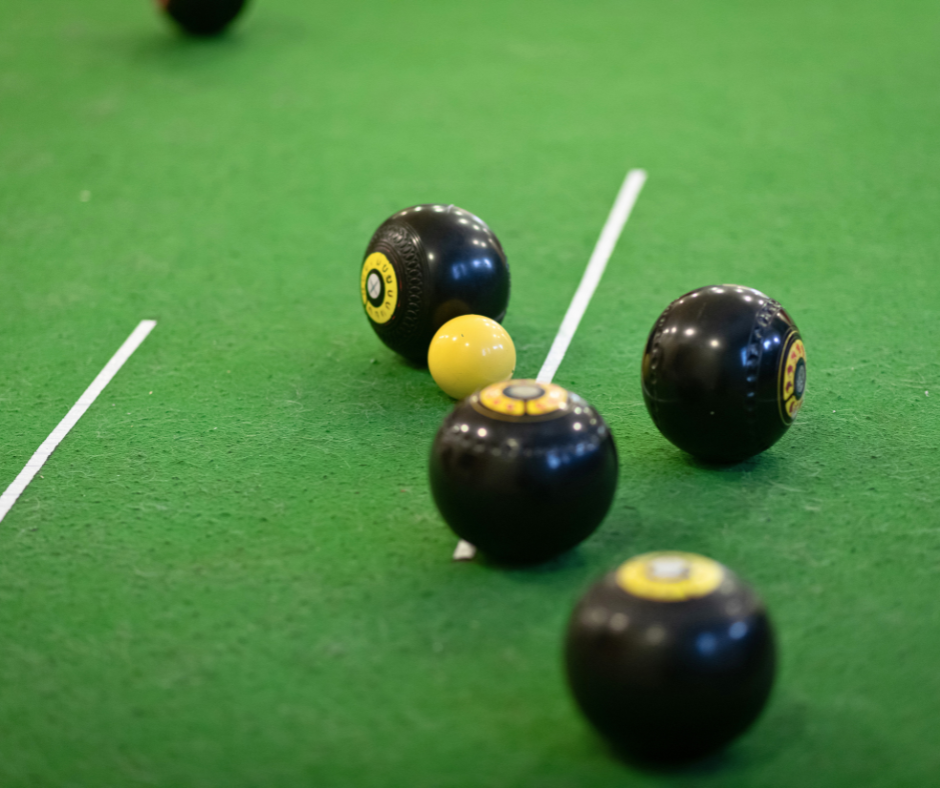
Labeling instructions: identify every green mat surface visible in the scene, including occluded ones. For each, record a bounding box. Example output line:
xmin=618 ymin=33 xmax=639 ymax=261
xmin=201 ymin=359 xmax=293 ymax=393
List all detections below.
xmin=1 ymin=1 xmax=938 ymax=786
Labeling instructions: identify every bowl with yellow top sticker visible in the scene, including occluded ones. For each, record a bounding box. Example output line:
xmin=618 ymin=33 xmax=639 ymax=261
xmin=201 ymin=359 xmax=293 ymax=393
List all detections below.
xmin=565 ymin=552 xmax=776 ymax=764
xmin=429 ymin=380 xmax=618 ymax=563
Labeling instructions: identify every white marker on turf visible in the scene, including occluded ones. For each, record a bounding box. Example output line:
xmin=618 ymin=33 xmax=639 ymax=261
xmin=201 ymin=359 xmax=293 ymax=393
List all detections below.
xmin=453 ymin=168 xmax=647 ymax=562
xmin=0 ymin=320 xmax=157 ymax=524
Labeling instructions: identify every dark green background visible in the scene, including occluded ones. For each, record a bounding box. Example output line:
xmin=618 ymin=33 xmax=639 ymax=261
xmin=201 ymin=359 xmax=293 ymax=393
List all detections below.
xmin=1 ymin=1 xmax=938 ymax=785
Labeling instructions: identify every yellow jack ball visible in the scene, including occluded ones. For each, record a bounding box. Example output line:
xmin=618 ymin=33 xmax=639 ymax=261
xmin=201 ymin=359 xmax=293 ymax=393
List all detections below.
xmin=428 ymin=315 xmax=516 ymax=399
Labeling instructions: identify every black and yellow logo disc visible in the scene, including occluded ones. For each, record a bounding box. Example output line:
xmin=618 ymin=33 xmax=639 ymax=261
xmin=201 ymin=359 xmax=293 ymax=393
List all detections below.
xmin=475 ymin=379 xmax=569 ymax=419
xmin=778 ymin=331 xmax=807 ymax=424
xmin=616 ymin=552 xmax=725 ymax=602
xmin=360 ymin=252 xmax=399 ymax=325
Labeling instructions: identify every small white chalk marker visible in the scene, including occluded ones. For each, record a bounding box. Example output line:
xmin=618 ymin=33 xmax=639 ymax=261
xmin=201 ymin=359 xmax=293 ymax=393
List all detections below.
xmin=453 ymin=539 xmax=477 ymax=561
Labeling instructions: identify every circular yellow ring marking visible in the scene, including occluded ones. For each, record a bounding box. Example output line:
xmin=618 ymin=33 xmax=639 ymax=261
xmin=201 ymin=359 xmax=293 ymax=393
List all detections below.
xmin=616 ymin=552 xmax=725 ymax=602
xmin=478 ymin=379 xmax=568 ymax=417
xmin=360 ymin=252 xmax=399 ymax=325
xmin=778 ymin=332 xmax=807 ymax=424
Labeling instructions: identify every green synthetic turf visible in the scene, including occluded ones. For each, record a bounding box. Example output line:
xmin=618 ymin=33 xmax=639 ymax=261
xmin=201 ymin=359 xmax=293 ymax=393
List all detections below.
xmin=1 ymin=0 xmax=938 ymax=785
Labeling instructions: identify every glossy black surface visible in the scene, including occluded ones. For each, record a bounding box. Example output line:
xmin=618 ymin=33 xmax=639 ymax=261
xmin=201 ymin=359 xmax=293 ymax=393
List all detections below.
xmin=429 ymin=388 xmax=617 ymax=564
xmin=641 ymin=285 xmax=804 ymax=463
xmin=363 ymin=205 xmax=510 ymax=364
xmin=161 ymin=0 xmax=248 ymax=36
xmin=565 ymin=566 xmax=776 ymax=765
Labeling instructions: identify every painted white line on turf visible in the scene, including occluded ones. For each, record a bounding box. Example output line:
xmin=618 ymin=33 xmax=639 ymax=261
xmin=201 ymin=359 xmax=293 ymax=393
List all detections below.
xmin=453 ymin=168 xmax=648 ymax=562
xmin=0 ymin=320 xmax=157 ymax=525
xmin=536 ymin=168 xmax=647 ymax=384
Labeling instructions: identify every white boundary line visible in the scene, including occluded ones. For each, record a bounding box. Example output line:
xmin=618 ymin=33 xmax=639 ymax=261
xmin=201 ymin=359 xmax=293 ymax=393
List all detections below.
xmin=0 ymin=320 xmax=157 ymax=524
xmin=453 ymin=168 xmax=647 ymax=562
xmin=537 ymin=168 xmax=648 ymax=383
